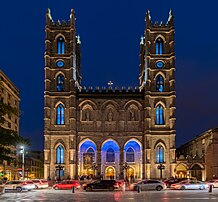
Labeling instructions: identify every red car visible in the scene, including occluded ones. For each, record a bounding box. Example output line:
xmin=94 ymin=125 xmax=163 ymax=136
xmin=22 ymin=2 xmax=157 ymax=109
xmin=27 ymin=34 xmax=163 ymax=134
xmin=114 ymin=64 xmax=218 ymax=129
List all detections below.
xmin=53 ymin=180 xmax=81 ymax=190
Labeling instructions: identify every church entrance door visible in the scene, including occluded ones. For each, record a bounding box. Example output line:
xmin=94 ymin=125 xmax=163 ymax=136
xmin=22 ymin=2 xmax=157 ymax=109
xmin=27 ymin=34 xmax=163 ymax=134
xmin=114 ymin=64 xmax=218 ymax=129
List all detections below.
xmin=105 ymin=166 xmax=115 ymax=180
xmin=127 ymin=167 xmax=135 ymax=183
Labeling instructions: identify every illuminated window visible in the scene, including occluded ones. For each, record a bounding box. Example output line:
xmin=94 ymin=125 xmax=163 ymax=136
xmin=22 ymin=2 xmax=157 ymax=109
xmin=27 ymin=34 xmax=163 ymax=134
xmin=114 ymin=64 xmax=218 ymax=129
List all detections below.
xmin=56 ymin=104 xmax=65 ymax=125
xmin=57 ymin=74 xmax=65 ymax=91
xmin=56 ymin=145 xmax=64 ymax=164
xmin=126 ymin=147 xmax=134 ymax=162
xmin=106 ymin=148 xmax=115 ymax=162
xmin=156 ymin=75 xmax=164 ymax=92
xmin=155 ymin=105 xmax=164 ymax=125
xmin=57 ymin=36 xmax=65 ymax=54
xmin=156 ymin=38 xmax=163 ymax=55
xmin=156 ymin=145 xmax=164 ymax=163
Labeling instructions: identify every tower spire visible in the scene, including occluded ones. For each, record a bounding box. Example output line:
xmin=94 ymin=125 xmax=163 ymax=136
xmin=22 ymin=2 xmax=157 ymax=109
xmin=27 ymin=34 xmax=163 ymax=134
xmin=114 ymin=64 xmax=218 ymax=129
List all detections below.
xmin=167 ymin=9 xmax=174 ymax=26
xmin=46 ymin=8 xmax=54 ymax=25
xmin=145 ymin=10 xmax=152 ymax=27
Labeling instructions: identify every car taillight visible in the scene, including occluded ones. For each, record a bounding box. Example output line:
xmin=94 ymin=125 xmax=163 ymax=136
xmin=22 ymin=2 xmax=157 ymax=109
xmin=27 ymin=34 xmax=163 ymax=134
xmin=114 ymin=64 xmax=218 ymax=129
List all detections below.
xmin=23 ymin=182 xmax=27 ymax=185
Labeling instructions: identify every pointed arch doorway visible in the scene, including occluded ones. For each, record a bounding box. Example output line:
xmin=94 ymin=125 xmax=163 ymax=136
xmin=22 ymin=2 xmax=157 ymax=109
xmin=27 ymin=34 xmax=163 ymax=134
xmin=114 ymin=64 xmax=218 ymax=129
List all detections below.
xmin=105 ymin=166 xmax=115 ymax=179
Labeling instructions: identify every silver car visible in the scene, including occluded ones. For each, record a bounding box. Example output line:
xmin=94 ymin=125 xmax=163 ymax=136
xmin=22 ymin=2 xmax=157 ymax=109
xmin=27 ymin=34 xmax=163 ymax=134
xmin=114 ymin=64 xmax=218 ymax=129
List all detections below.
xmin=129 ymin=180 xmax=166 ymax=191
xmin=170 ymin=180 xmax=208 ymax=190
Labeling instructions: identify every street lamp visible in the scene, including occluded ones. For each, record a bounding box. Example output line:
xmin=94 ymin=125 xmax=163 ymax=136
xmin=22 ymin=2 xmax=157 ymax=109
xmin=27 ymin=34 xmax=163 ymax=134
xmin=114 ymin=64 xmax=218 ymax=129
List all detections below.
xmin=157 ymin=163 xmax=165 ymax=180
xmin=123 ymin=162 xmax=130 ymax=181
xmin=55 ymin=164 xmax=64 ymax=181
xmin=92 ymin=163 xmax=98 ymax=178
xmin=20 ymin=146 xmax=25 ymax=180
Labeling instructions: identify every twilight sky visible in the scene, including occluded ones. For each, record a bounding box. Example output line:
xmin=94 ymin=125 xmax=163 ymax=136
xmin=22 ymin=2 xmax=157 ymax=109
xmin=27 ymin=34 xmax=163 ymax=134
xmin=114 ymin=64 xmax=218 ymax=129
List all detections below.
xmin=0 ymin=0 xmax=218 ymax=150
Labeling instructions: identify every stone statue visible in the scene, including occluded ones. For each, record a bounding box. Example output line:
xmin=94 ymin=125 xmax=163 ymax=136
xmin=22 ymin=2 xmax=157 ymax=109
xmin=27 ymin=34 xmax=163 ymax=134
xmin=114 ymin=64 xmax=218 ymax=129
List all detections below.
xmin=130 ymin=110 xmax=135 ymax=121
xmin=85 ymin=110 xmax=90 ymax=121
xmin=108 ymin=110 xmax=113 ymax=121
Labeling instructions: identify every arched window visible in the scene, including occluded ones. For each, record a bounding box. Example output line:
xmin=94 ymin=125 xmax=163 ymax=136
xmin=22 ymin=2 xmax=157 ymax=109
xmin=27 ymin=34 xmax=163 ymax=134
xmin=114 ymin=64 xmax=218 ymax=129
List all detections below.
xmin=56 ymin=145 xmax=64 ymax=164
xmin=57 ymin=36 xmax=65 ymax=54
xmin=156 ymin=75 xmax=164 ymax=92
xmin=156 ymin=37 xmax=163 ymax=55
xmin=106 ymin=148 xmax=115 ymax=162
xmin=56 ymin=104 xmax=65 ymax=125
xmin=87 ymin=147 xmax=94 ymax=153
xmin=156 ymin=145 xmax=164 ymax=163
xmin=57 ymin=74 xmax=65 ymax=92
xmin=126 ymin=147 xmax=134 ymax=162
xmin=155 ymin=105 xmax=164 ymax=125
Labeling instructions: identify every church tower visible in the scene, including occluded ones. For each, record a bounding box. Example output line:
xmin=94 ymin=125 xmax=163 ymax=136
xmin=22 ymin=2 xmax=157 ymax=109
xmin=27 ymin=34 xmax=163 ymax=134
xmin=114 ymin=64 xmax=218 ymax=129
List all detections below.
xmin=44 ymin=9 xmax=81 ymax=180
xmin=140 ymin=10 xmax=176 ymax=179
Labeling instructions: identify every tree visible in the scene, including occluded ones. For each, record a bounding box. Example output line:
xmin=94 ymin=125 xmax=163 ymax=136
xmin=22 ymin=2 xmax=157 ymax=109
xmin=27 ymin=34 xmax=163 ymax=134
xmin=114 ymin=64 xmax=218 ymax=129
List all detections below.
xmin=0 ymin=100 xmax=29 ymax=162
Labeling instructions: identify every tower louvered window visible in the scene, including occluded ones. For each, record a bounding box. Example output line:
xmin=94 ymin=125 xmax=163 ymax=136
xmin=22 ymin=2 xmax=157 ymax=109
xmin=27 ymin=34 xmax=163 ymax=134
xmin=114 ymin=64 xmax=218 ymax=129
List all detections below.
xmin=156 ymin=38 xmax=163 ymax=55
xmin=56 ymin=104 xmax=65 ymax=125
xmin=57 ymin=36 xmax=65 ymax=54
xmin=155 ymin=105 xmax=164 ymax=125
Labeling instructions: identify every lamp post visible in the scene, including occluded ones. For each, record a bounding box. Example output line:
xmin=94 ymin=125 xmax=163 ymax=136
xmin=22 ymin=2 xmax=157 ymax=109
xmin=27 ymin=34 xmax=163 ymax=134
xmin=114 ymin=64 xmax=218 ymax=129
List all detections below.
xmin=123 ymin=162 xmax=130 ymax=181
xmin=55 ymin=164 xmax=64 ymax=181
xmin=92 ymin=163 xmax=98 ymax=179
xmin=20 ymin=146 xmax=25 ymax=180
xmin=157 ymin=163 xmax=165 ymax=180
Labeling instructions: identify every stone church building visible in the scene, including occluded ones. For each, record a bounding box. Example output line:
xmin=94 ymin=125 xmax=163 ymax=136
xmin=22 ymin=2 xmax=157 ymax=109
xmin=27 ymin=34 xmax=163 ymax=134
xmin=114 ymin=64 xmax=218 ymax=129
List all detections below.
xmin=44 ymin=9 xmax=176 ymax=181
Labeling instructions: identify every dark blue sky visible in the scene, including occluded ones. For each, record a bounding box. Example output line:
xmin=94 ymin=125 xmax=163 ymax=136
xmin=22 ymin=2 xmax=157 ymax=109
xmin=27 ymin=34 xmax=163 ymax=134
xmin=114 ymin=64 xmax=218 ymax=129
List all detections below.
xmin=1 ymin=1 xmax=218 ymax=150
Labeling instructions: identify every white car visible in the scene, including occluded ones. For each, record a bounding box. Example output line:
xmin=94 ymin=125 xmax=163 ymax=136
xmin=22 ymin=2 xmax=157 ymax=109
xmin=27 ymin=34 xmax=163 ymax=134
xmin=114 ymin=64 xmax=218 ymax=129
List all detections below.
xmin=23 ymin=180 xmax=36 ymax=190
xmin=4 ymin=180 xmax=30 ymax=192
xmin=32 ymin=179 xmax=49 ymax=189
xmin=206 ymin=179 xmax=218 ymax=188
xmin=170 ymin=180 xmax=208 ymax=190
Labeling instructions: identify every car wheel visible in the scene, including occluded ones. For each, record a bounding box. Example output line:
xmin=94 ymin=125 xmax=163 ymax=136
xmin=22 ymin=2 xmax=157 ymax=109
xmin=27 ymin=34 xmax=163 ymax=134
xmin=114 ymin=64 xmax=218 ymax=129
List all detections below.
xmin=35 ymin=185 xmax=39 ymax=189
xmin=134 ymin=186 xmax=138 ymax=191
xmin=156 ymin=186 xmax=163 ymax=191
xmin=199 ymin=186 xmax=205 ymax=190
xmin=16 ymin=187 xmax=22 ymax=192
xmin=86 ymin=187 xmax=92 ymax=192
xmin=108 ymin=186 xmax=114 ymax=191
xmin=180 ymin=186 xmax=185 ymax=190
xmin=54 ymin=186 xmax=59 ymax=190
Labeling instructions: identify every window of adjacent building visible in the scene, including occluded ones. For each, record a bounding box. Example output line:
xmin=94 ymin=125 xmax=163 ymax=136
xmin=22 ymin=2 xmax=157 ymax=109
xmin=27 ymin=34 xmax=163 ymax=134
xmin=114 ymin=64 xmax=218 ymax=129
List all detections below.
xmin=155 ymin=105 xmax=164 ymax=125
xmin=106 ymin=148 xmax=115 ymax=162
xmin=56 ymin=145 xmax=64 ymax=164
xmin=57 ymin=36 xmax=65 ymax=54
xmin=156 ymin=75 xmax=164 ymax=92
xmin=156 ymin=37 xmax=163 ymax=55
xmin=126 ymin=147 xmax=135 ymax=162
xmin=57 ymin=74 xmax=65 ymax=92
xmin=156 ymin=145 xmax=164 ymax=163
xmin=56 ymin=104 xmax=65 ymax=125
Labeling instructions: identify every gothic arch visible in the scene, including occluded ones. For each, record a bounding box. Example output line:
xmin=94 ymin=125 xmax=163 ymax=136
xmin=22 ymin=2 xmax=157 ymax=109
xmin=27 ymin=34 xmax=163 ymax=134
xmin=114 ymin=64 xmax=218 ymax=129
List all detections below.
xmin=78 ymin=138 xmax=97 ymax=151
xmin=101 ymin=100 xmax=120 ymax=110
xmin=176 ymin=163 xmax=189 ymax=170
xmin=54 ymin=71 xmax=65 ymax=79
xmin=53 ymin=139 xmax=66 ymax=150
xmin=124 ymin=138 xmax=142 ymax=150
xmin=154 ymin=35 xmax=166 ymax=43
xmin=79 ymin=100 xmax=97 ymax=110
xmin=55 ymin=34 xmax=66 ymax=41
xmin=124 ymin=100 xmax=143 ymax=110
xmin=154 ymin=72 xmax=166 ymax=80
xmin=190 ymin=163 xmax=204 ymax=170
xmin=55 ymin=101 xmax=65 ymax=108
xmin=154 ymin=139 xmax=167 ymax=149
xmin=155 ymin=101 xmax=166 ymax=108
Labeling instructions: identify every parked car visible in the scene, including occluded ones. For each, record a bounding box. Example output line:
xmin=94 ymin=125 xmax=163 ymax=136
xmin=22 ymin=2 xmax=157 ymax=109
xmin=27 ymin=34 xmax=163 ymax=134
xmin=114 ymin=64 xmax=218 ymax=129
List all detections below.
xmin=83 ymin=180 xmax=119 ymax=191
xmin=53 ymin=180 xmax=81 ymax=190
xmin=170 ymin=180 xmax=208 ymax=190
xmin=129 ymin=180 xmax=166 ymax=191
xmin=164 ymin=178 xmax=196 ymax=188
xmin=4 ymin=180 xmax=34 ymax=192
xmin=206 ymin=179 xmax=218 ymax=188
xmin=32 ymin=179 xmax=49 ymax=189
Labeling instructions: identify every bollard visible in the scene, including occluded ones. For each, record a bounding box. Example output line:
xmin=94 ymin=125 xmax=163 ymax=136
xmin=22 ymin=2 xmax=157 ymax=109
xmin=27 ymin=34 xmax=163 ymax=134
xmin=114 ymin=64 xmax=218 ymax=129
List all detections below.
xmin=123 ymin=184 xmax=125 ymax=191
xmin=137 ymin=186 xmax=141 ymax=193
xmin=209 ymin=184 xmax=213 ymax=193
xmin=72 ymin=186 xmax=75 ymax=193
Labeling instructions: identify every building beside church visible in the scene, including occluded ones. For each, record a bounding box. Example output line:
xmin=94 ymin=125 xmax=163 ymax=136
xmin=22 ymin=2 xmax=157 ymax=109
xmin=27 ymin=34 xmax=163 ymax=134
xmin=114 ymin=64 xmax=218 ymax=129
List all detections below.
xmin=0 ymin=70 xmax=20 ymax=180
xmin=176 ymin=128 xmax=218 ymax=181
xmin=44 ymin=9 xmax=176 ymax=181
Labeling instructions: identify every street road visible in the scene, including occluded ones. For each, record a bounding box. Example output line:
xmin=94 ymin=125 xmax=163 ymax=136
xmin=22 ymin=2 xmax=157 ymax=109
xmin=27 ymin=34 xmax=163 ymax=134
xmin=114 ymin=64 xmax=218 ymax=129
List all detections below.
xmin=1 ymin=188 xmax=218 ymax=202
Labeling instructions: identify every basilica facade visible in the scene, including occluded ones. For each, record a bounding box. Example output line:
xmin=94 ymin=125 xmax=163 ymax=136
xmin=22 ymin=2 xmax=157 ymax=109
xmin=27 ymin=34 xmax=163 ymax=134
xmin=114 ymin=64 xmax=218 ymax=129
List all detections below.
xmin=44 ymin=9 xmax=176 ymax=181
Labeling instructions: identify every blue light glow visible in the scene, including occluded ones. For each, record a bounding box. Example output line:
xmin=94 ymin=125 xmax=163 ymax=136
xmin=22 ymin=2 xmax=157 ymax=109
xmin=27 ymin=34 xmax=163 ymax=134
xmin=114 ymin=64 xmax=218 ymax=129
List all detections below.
xmin=80 ymin=140 xmax=97 ymax=152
